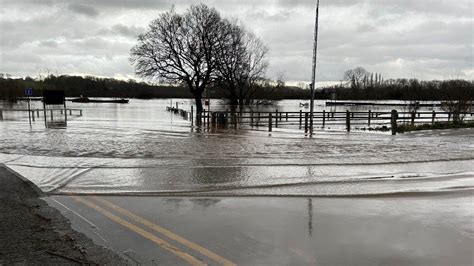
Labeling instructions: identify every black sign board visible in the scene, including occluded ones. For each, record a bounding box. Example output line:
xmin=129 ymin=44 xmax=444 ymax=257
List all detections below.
xmin=43 ymin=90 xmax=65 ymax=105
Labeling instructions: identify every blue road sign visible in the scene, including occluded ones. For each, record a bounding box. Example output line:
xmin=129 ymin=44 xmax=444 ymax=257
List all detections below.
xmin=25 ymin=88 xmax=33 ymax=96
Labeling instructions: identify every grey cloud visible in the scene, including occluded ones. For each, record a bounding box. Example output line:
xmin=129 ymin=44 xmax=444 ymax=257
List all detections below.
xmin=96 ymin=24 xmax=145 ymax=39
xmin=39 ymin=40 xmax=59 ymax=48
xmin=247 ymin=9 xmax=295 ymax=21
xmin=111 ymin=24 xmax=145 ymax=38
xmin=68 ymin=3 xmax=99 ymax=17
xmin=0 ymin=0 xmax=472 ymax=81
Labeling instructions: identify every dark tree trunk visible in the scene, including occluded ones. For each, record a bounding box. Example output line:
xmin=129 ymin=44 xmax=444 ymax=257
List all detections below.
xmin=230 ymin=104 xmax=238 ymax=126
xmin=230 ymin=97 xmax=238 ymax=106
xmin=229 ymin=85 xmax=238 ymax=106
xmin=238 ymin=87 xmax=245 ymax=107
xmin=194 ymin=92 xmax=203 ymax=115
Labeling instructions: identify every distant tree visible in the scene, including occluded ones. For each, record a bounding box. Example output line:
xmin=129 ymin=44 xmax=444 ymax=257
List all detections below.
xmin=130 ymin=4 xmax=229 ymax=114
xmin=215 ymin=21 xmax=269 ymax=106
xmin=296 ymin=82 xmax=307 ymax=89
xmin=275 ymin=72 xmax=286 ymax=88
xmin=343 ymin=67 xmax=369 ymax=88
xmin=440 ymin=80 xmax=473 ymax=123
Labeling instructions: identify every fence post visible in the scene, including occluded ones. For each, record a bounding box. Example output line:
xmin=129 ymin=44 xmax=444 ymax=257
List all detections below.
xmin=251 ymin=109 xmax=254 ymax=127
xmin=391 ymin=110 xmax=398 ymax=135
xmin=322 ymin=110 xmax=326 ymax=128
xmin=50 ymin=110 xmax=53 ymax=121
xmin=299 ymin=110 xmax=302 ymax=129
xmin=80 ymin=110 xmax=83 ymax=116
xmin=191 ymin=105 xmax=194 ymax=127
xmin=275 ymin=109 xmax=278 ymax=128
xmin=448 ymin=112 xmax=451 ymax=122
xmin=225 ymin=109 xmax=232 ymax=124
xmin=432 ymin=110 xmax=436 ymax=124
xmin=37 ymin=109 xmax=40 ymax=117
xmin=346 ymin=110 xmax=351 ymax=132
xmin=69 ymin=109 xmax=72 ymax=115
xmin=31 ymin=111 xmax=35 ymax=122
xmin=286 ymin=112 xmax=288 ymax=121
xmin=368 ymin=110 xmax=371 ymax=127
xmin=257 ymin=112 xmax=260 ymax=128
xmin=0 ymin=109 xmax=3 ymax=120
xmin=304 ymin=112 xmax=308 ymax=133
xmin=411 ymin=111 xmax=416 ymax=125
xmin=269 ymin=113 xmax=272 ymax=132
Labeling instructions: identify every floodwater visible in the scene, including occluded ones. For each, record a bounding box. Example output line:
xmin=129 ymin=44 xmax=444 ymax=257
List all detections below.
xmin=1 ymin=99 xmax=473 ymax=196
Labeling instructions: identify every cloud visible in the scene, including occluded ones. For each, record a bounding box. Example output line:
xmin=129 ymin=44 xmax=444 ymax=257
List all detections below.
xmin=110 ymin=24 xmax=145 ymax=38
xmin=0 ymin=0 xmax=472 ymax=81
xmin=68 ymin=4 xmax=99 ymax=17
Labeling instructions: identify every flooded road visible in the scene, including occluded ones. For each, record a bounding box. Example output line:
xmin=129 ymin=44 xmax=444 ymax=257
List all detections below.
xmin=46 ymin=194 xmax=474 ymax=265
xmin=2 ymin=98 xmax=473 ymax=265
xmin=1 ymin=99 xmax=473 ymax=196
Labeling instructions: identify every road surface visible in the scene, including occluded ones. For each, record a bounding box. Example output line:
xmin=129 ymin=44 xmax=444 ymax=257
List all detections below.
xmin=45 ymin=195 xmax=473 ymax=265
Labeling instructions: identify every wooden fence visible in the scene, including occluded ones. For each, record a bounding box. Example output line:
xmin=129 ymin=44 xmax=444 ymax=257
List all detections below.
xmin=167 ymin=106 xmax=474 ymax=135
xmin=0 ymin=108 xmax=83 ymax=122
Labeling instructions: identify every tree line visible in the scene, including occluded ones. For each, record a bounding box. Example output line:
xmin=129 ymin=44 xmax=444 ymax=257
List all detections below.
xmin=1 ymin=73 xmax=473 ymax=103
xmin=0 ymin=74 xmax=311 ymax=100
xmin=327 ymin=67 xmax=474 ymax=101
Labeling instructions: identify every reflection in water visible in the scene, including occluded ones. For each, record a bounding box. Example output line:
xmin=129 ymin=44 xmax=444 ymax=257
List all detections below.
xmin=308 ymin=198 xmax=313 ymax=237
xmin=162 ymin=198 xmax=221 ymax=213
xmin=190 ymin=198 xmax=221 ymax=209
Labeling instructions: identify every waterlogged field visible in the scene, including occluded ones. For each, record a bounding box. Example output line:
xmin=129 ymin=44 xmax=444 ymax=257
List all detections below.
xmin=1 ymin=99 xmax=473 ymax=196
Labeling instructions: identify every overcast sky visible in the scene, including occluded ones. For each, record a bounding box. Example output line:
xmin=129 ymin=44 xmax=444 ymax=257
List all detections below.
xmin=0 ymin=0 xmax=472 ymax=84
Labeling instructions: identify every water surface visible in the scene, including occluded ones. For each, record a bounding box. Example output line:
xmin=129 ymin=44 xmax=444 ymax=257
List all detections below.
xmin=1 ymin=99 xmax=473 ymax=196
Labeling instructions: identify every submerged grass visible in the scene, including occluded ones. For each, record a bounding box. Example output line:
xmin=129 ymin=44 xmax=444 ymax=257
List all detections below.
xmin=361 ymin=121 xmax=474 ymax=133
xmin=396 ymin=121 xmax=474 ymax=133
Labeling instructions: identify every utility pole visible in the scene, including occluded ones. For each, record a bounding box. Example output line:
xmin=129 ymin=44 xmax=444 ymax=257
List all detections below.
xmin=310 ymin=0 xmax=320 ymax=136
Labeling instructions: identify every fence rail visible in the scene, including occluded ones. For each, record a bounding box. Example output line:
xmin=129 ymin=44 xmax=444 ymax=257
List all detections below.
xmin=166 ymin=106 xmax=474 ymax=135
xmin=0 ymin=108 xmax=83 ymax=121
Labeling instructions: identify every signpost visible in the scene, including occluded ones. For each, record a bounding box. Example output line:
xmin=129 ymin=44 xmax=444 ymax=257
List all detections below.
xmin=25 ymin=88 xmax=33 ymax=127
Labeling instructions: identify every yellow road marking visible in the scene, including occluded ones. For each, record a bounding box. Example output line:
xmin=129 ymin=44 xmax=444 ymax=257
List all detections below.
xmin=92 ymin=196 xmax=236 ymax=266
xmin=71 ymin=196 xmax=206 ymax=266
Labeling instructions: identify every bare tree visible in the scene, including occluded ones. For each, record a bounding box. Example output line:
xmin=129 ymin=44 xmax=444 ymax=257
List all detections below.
xmin=130 ymin=4 xmax=228 ymax=114
xmin=440 ymin=80 xmax=473 ymax=123
xmin=216 ymin=21 xmax=269 ymax=106
xmin=343 ymin=67 xmax=369 ymax=88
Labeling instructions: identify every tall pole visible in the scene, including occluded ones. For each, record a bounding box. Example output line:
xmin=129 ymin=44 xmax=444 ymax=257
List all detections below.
xmin=310 ymin=0 xmax=320 ymax=136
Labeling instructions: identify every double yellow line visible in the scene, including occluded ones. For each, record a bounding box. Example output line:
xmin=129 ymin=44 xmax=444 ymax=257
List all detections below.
xmin=72 ymin=196 xmax=235 ymax=266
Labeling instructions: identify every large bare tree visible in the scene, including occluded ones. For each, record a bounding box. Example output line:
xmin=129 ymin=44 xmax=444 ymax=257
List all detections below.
xmin=130 ymin=4 xmax=228 ymax=114
xmin=218 ymin=21 xmax=268 ymax=106
xmin=216 ymin=21 xmax=269 ymax=106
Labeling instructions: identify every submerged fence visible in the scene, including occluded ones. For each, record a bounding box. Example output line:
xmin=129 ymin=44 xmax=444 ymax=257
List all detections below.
xmin=167 ymin=106 xmax=474 ymax=135
xmin=0 ymin=108 xmax=83 ymax=119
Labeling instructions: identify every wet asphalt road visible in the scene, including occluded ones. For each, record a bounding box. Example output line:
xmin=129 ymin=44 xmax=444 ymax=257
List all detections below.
xmin=45 ymin=195 xmax=473 ymax=265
